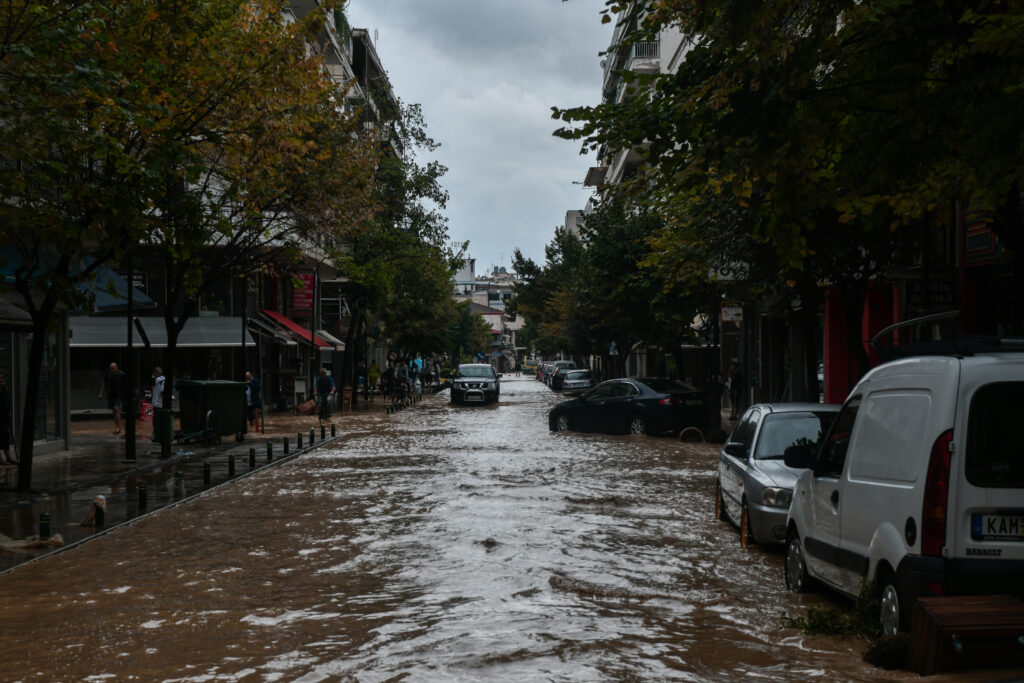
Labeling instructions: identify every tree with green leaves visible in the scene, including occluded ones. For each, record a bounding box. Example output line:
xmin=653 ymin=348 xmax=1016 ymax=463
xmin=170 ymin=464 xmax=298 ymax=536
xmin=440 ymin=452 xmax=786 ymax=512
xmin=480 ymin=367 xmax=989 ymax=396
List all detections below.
xmin=556 ymin=0 xmax=1024 ymax=389
xmin=445 ymin=302 xmax=493 ymax=364
xmin=0 ymin=1 xmax=160 ymax=490
xmin=133 ymin=0 xmax=378 ymax=455
xmin=337 ymin=101 xmax=462 ymax=377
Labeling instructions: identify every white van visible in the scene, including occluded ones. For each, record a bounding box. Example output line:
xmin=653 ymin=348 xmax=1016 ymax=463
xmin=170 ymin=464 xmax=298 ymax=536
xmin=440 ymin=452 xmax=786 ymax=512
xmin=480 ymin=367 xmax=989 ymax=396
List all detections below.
xmin=783 ymin=352 xmax=1024 ymax=635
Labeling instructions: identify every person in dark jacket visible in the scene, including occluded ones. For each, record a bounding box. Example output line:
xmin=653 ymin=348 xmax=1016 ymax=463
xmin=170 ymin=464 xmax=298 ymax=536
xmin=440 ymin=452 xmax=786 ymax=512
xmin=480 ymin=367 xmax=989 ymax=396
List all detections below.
xmin=97 ymin=362 xmax=127 ymax=435
xmin=315 ymin=368 xmax=335 ymax=423
xmin=245 ymin=370 xmax=262 ymax=431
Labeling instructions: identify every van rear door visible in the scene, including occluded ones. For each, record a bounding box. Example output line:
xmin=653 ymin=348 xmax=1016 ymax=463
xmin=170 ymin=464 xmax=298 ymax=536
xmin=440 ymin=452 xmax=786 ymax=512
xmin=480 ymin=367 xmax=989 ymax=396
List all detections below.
xmin=950 ymin=360 xmax=1024 ymax=593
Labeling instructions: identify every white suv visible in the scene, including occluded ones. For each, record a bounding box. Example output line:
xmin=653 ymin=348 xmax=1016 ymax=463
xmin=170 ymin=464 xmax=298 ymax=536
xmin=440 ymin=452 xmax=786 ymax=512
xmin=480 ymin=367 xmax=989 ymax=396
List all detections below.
xmin=783 ymin=352 xmax=1024 ymax=635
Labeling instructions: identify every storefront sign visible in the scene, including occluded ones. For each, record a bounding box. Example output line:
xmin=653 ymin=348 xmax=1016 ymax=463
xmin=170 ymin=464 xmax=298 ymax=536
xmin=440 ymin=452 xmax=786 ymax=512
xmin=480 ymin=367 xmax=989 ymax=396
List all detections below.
xmin=293 ymin=273 xmax=314 ymax=311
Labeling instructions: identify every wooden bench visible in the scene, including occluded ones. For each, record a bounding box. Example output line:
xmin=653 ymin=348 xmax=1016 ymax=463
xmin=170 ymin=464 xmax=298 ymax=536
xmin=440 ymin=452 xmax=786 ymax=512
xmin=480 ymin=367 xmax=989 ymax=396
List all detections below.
xmin=906 ymin=594 xmax=1024 ymax=675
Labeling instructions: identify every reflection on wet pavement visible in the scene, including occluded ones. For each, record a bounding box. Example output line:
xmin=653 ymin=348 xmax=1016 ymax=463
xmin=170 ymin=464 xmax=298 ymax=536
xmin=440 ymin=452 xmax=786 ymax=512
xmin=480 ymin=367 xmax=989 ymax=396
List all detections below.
xmin=0 ymin=377 xmax=989 ymax=680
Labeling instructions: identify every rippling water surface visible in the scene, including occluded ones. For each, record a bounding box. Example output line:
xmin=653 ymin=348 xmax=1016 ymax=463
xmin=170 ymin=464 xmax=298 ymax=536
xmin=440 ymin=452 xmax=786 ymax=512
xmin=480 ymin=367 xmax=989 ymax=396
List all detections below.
xmin=0 ymin=377 xmax=990 ymax=680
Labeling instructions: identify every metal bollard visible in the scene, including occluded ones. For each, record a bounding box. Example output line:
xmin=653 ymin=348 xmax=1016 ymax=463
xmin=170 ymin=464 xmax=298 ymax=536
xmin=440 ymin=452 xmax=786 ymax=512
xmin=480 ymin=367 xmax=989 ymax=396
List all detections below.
xmin=249 ymin=447 xmax=256 ymax=468
xmin=266 ymin=442 xmax=273 ymax=463
xmin=39 ymin=512 xmax=50 ymax=539
xmin=331 ymin=423 xmax=336 ymax=437
xmin=203 ymin=461 xmax=211 ymax=488
xmin=139 ymin=481 xmax=148 ymax=511
xmin=297 ymin=432 xmax=303 ymax=449
xmin=283 ymin=436 xmax=289 ymax=455
xmin=228 ymin=453 xmax=235 ymax=478
xmin=310 ymin=427 xmax=315 ymax=445
xmin=321 ymin=424 xmax=326 ymax=440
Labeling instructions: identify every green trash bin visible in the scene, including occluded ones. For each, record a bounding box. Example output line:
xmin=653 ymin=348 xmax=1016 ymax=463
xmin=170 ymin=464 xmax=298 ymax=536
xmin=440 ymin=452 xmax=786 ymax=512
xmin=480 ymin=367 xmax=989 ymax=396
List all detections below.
xmin=153 ymin=407 xmax=174 ymax=445
xmin=177 ymin=380 xmax=247 ymax=444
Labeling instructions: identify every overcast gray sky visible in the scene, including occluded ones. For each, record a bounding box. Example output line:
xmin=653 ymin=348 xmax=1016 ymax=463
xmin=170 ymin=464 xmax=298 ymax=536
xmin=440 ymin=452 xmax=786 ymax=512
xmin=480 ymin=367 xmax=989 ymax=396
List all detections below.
xmin=345 ymin=1 xmax=610 ymax=275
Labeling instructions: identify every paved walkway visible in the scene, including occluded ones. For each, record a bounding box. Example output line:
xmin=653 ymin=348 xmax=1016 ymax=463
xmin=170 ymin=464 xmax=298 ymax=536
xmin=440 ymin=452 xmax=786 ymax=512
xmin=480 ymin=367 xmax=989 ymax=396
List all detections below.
xmin=0 ymin=391 xmax=425 ymax=572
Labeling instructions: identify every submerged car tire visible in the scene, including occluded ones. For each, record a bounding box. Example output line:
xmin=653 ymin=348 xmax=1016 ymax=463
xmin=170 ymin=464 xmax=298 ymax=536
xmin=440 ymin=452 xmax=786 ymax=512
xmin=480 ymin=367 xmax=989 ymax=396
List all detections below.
xmin=878 ymin=570 xmax=907 ymax=636
xmin=628 ymin=415 xmax=647 ymax=435
xmin=785 ymin=531 xmax=811 ymax=593
xmin=556 ymin=414 xmax=571 ymax=432
xmin=740 ymin=501 xmax=755 ymax=547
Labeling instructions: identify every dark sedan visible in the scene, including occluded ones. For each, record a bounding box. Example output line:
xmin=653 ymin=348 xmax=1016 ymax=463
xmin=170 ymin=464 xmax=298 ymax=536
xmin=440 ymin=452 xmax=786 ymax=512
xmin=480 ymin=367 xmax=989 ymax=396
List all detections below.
xmin=548 ymin=378 xmax=708 ymax=436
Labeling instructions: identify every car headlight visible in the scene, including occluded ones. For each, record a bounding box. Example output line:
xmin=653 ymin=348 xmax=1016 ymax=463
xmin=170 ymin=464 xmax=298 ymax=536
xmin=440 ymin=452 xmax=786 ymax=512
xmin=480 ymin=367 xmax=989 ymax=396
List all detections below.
xmin=761 ymin=487 xmax=792 ymax=508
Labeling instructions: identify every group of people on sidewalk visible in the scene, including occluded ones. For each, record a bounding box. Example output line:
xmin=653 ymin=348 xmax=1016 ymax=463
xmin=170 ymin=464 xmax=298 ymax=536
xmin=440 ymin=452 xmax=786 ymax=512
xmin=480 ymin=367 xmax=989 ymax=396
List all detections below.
xmin=89 ymin=355 xmax=446 ymax=441
xmin=371 ymin=357 xmax=442 ymax=405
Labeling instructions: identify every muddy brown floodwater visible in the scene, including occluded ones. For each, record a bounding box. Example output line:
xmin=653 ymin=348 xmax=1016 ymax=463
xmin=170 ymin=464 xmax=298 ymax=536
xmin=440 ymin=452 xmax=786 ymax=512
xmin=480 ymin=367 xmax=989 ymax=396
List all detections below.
xmin=0 ymin=377 xmax=1007 ymax=680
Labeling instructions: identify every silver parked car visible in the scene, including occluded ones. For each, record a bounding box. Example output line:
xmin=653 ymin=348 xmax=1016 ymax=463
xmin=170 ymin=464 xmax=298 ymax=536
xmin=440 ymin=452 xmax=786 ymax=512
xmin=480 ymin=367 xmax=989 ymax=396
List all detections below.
xmin=560 ymin=369 xmax=597 ymax=395
xmin=716 ymin=403 xmax=839 ymax=546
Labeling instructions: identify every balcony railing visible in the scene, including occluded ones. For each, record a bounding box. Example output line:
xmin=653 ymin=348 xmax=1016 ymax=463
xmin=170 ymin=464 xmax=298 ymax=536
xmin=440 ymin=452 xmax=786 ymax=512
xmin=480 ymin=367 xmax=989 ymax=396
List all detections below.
xmin=631 ymin=41 xmax=660 ymax=60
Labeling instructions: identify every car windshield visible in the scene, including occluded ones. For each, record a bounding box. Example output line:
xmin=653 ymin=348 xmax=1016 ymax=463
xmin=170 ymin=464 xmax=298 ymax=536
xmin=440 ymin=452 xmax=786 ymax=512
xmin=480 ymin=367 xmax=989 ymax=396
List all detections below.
xmin=641 ymin=379 xmax=698 ymax=393
xmin=456 ymin=366 xmax=494 ymax=379
xmin=754 ymin=411 xmax=836 ymax=460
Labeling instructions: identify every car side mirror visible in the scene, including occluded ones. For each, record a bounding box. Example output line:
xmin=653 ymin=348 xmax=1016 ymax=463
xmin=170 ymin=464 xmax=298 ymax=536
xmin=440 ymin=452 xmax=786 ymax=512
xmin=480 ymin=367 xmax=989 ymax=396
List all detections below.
xmin=724 ymin=442 xmax=746 ymax=458
xmin=784 ymin=444 xmax=814 ymax=469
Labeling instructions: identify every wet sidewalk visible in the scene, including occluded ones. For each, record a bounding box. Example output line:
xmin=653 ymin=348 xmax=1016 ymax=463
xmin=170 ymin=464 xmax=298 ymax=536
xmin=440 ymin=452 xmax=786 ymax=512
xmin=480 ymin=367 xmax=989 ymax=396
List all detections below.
xmin=0 ymin=390 xmax=428 ymax=572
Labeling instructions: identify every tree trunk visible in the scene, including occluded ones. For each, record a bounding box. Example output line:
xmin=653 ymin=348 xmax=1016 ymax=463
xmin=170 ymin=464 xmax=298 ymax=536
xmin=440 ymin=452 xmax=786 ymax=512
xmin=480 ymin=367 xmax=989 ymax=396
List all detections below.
xmin=160 ymin=305 xmax=189 ymax=458
xmin=15 ymin=315 xmax=49 ymax=493
xmin=796 ymin=277 xmax=822 ymax=401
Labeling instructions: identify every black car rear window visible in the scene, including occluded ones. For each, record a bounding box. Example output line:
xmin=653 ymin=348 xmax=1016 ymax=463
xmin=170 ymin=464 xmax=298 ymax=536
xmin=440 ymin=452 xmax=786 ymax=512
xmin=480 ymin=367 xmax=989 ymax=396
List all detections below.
xmin=966 ymin=382 xmax=1024 ymax=487
xmin=642 ymin=379 xmax=698 ymax=393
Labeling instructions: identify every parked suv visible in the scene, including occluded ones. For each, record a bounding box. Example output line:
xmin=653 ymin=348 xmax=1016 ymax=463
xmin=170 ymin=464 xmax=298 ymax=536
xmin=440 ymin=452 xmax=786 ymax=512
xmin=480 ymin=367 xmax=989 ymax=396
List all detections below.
xmin=783 ymin=351 xmax=1024 ymax=635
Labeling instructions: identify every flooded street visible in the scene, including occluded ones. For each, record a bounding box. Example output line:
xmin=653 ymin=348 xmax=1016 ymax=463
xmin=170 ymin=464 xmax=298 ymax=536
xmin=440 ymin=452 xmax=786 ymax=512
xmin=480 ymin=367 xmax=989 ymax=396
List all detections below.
xmin=0 ymin=378 xmax=932 ymax=680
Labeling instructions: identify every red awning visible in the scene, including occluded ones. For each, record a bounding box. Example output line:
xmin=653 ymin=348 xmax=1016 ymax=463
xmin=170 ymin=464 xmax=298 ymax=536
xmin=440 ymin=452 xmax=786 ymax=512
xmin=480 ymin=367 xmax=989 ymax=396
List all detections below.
xmin=262 ymin=309 xmax=332 ymax=348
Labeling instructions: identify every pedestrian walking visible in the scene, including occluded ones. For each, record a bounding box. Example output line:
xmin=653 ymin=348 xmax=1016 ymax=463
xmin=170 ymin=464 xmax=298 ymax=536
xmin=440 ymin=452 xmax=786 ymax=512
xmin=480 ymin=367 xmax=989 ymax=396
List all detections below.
xmin=394 ymin=359 xmax=409 ymax=405
xmin=150 ymin=367 xmax=165 ymax=439
xmin=97 ymin=362 xmax=127 ymax=434
xmin=0 ymin=371 xmax=15 ymax=465
xmin=315 ymin=368 xmax=335 ymax=424
xmin=382 ymin=361 xmax=395 ymax=401
xmin=245 ymin=370 xmax=262 ymax=432
xmin=368 ymin=360 xmax=380 ymax=401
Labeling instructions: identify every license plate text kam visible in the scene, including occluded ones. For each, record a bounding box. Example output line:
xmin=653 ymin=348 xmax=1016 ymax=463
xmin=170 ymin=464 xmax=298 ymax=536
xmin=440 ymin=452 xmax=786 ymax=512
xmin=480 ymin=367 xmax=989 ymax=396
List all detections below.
xmin=972 ymin=514 xmax=1024 ymax=539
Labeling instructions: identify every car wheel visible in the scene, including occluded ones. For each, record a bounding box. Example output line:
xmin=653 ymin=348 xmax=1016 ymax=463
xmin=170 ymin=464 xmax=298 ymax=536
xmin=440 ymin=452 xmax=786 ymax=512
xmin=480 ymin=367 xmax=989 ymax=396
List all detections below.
xmin=715 ymin=481 xmax=726 ymax=521
xmin=556 ymin=414 xmax=571 ymax=432
xmin=785 ymin=531 xmax=811 ymax=593
xmin=878 ymin=571 xmax=906 ymax=636
xmin=628 ymin=415 xmax=647 ymax=435
xmin=740 ymin=501 xmax=755 ymax=547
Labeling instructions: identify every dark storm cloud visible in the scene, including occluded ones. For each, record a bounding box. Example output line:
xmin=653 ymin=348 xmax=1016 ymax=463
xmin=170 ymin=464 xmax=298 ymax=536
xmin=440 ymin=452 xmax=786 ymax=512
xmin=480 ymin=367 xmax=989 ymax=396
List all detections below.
xmin=346 ymin=1 xmax=610 ymax=270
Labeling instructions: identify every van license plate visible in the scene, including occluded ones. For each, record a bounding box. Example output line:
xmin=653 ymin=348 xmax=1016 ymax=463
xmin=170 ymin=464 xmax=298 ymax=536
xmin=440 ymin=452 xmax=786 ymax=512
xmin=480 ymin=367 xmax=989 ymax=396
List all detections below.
xmin=971 ymin=513 xmax=1024 ymax=541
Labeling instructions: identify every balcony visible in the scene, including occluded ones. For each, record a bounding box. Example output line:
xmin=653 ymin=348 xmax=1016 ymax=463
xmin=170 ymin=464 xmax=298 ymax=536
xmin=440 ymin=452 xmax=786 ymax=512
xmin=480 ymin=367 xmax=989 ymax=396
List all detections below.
xmin=603 ymin=40 xmax=661 ymax=103
xmin=628 ymin=41 xmax=660 ymax=72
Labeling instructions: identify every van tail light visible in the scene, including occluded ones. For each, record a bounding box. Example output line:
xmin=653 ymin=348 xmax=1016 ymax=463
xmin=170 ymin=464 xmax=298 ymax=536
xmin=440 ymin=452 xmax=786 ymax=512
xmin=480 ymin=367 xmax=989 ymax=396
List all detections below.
xmin=659 ymin=397 xmax=679 ymax=406
xmin=921 ymin=429 xmax=953 ymax=556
